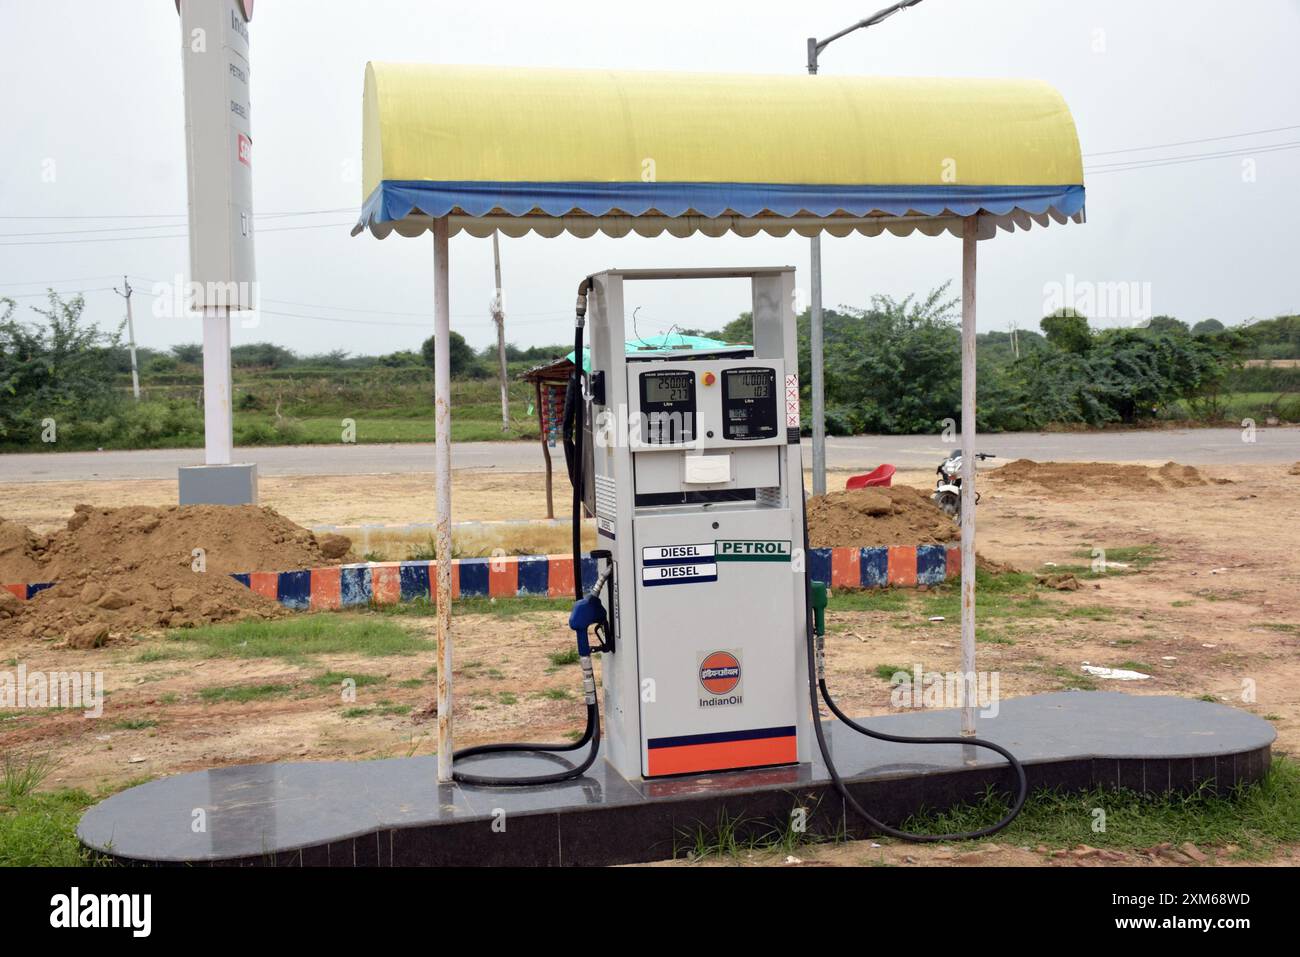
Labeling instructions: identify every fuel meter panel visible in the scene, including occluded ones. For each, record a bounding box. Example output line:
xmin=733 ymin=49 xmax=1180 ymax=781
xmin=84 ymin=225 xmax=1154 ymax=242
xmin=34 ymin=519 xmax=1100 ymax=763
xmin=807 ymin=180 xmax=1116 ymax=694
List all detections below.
xmin=626 ymin=359 xmax=786 ymax=452
xmin=721 ymin=367 xmax=778 ymax=441
xmin=638 ymin=370 xmax=697 ymax=445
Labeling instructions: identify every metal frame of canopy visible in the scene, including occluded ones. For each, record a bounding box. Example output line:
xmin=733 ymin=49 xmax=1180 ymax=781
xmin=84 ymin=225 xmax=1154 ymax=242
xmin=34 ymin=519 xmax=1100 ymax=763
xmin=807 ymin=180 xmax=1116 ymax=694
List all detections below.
xmin=353 ymin=63 xmax=1086 ymax=781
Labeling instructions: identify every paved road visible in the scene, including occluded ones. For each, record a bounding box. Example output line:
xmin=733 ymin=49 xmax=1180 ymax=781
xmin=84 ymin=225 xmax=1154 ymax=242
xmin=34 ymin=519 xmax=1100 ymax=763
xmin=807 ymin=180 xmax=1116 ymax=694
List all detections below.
xmin=1 ymin=427 xmax=1296 ymax=483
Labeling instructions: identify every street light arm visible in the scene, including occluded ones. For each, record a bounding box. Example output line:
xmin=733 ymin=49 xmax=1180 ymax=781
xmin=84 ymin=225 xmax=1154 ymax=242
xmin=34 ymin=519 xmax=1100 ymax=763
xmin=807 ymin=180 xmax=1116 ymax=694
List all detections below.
xmin=808 ymin=0 xmax=925 ymax=71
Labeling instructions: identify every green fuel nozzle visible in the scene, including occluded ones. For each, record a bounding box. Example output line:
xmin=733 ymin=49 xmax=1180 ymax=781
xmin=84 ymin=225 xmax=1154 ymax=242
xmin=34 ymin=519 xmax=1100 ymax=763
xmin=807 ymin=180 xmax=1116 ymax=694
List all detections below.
xmin=811 ymin=580 xmax=828 ymax=638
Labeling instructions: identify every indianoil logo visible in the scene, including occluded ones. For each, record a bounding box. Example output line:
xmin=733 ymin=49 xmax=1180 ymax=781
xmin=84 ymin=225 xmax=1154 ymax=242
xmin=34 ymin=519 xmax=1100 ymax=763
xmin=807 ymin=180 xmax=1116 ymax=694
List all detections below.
xmin=699 ymin=651 xmax=741 ymax=696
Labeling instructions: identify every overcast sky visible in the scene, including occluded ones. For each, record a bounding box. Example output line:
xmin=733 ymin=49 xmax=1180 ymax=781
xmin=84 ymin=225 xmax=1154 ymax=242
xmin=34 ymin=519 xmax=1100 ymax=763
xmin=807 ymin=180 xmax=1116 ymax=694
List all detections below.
xmin=3 ymin=0 xmax=1298 ymax=356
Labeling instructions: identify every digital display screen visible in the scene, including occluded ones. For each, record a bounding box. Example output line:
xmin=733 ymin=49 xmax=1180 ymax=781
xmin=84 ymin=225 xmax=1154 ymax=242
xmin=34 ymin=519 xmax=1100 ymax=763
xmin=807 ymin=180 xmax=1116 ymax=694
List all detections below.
xmin=644 ymin=373 xmax=693 ymax=403
xmin=727 ymin=371 xmax=771 ymax=400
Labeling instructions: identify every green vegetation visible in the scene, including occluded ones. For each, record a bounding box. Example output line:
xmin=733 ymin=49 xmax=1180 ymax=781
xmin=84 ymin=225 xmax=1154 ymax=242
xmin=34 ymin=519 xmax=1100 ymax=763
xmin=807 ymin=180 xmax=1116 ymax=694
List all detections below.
xmin=341 ymin=703 xmax=412 ymax=718
xmin=3 ymin=290 xmax=1294 ymax=451
xmin=164 ymin=615 xmax=428 ymax=661
xmin=873 ymin=664 xmax=910 ymax=681
xmin=198 ymin=683 xmax=293 ymax=704
xmin=307 ymin=671 xmax=387 ymax=689
xmin=677 ymin=759 xmax=1300 ymax=862
xmin=547 ymin=647 xmax=580 ymax=667
xmin=108 ymin=718 xmax=158 ymax=731
xmin=903 ymin=757 xmax=1300 ymax=859
xmin=676 ymin=801 xmax=845 ymax=861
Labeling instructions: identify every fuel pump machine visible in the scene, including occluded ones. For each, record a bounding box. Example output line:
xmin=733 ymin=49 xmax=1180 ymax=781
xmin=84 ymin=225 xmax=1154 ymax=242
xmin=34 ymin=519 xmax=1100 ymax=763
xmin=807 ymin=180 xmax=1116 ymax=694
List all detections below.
xmin=583 ymin=267 xmax=812 ymax=779
xmin=451 ymin=265 xmax=1026 ymax=842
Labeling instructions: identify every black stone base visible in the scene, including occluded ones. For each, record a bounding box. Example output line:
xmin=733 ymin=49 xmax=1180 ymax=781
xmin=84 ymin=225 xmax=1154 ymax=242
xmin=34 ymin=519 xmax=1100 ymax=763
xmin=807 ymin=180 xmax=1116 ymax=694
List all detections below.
xmin=78 ymin=692 xmax=1275 ymax=866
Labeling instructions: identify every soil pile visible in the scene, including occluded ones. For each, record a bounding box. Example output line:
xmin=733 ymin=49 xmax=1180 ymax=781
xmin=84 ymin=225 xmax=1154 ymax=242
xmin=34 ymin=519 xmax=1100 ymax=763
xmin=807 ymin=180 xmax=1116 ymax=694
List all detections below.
xmin=0 ymin=505 xmax=355 ymax=643
xmin=806 ymin=486 xmax=958 ymax=548
xmin=0 ymin=518 xmax=46 ymax=583
xmin=988 ymin=459 xmax=1223 ymax=492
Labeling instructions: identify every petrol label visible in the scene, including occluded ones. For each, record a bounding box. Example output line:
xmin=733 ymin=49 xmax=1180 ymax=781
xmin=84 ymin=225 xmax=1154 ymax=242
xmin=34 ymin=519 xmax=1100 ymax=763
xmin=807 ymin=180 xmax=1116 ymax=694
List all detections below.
xmin=714 ymin=539 xmax=792 ymax=562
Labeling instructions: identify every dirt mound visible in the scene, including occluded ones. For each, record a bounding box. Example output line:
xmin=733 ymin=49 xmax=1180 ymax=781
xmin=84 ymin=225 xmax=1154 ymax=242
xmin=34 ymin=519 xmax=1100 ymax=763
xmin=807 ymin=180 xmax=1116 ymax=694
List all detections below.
xmin=0 ymin=505 xmax=356 ymax=643
xmin=806 ymin=486 xmax=958 ymax=548
xmin=988 ymin=459 xmax=1221 ymax=492
xmin=0 ymin=518 xmax=46 ymax=583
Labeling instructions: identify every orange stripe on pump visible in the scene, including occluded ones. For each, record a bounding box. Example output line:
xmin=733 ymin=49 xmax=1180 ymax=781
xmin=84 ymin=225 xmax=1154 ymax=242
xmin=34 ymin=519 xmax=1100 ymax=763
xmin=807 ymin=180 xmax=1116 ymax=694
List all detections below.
xmin=646 ymin=736 xmax=798 ymax=777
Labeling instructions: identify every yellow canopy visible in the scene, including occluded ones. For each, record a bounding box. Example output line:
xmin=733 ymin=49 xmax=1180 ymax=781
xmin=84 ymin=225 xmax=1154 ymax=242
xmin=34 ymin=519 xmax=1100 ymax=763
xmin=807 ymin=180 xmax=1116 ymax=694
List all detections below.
xmin=356 ymin=63 xmax=1085 ymax=240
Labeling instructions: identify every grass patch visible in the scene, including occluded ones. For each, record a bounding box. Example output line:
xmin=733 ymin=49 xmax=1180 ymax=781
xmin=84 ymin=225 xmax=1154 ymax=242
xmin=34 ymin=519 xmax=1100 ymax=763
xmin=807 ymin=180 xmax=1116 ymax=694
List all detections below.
xmin=540 ymin=688 xmax=572 ymax=701
xmin=676 ymin=799 xmax=844 ymax=860
xmin=548 ymin=648 xmax=580 ymax=667
xmin=498 ymin=692 xmax=518 ymax=706
xmin=341 ymin=704 xmax=412 ymax=718
xmin=306 ymin=671 xmax=386 ymax=690
xmin=167 ymin=614 xmax=427 ymax=661
xmin=873 ymin=664 xmax=911 ymax=682
xmin=902 ymin=757 xmax=1300 ymax=858
xmin=198 ymin=683 xmax=293 ymax=704
xmin=1039 ymin=664 xmax=1098 ymax=691
xmin=0 ymin=752 xmax=101 ymax=866
xmin=108 ymin=718 xmax=158 ymax=731
xmin=374 ymin=596 xmax=573 ymax=619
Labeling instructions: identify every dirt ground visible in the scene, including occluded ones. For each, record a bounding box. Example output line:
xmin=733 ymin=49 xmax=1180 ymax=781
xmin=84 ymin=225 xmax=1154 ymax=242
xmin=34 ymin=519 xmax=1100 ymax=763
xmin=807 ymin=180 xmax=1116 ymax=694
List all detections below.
xmin=2 ymin=460 xmax=1298 ymax=866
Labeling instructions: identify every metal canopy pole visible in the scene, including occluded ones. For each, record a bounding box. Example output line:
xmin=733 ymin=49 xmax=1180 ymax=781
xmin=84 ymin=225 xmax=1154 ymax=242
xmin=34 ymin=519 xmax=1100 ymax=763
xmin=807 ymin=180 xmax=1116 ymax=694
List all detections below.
xmin=433 ymin=218 xmax=455 ymax=781
xmin=959 ymin=215 xmax=978 ymax=736
xmin=491 ymin=230 xmax=510 ymax=430
xmin=804 ymin=0 xmax=925 ymax=497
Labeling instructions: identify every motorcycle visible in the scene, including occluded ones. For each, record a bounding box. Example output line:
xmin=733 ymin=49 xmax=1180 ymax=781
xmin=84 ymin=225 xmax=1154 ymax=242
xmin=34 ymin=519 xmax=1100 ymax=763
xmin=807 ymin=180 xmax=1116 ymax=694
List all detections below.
xmin=933 ymin=451 xmax=995 ymax=519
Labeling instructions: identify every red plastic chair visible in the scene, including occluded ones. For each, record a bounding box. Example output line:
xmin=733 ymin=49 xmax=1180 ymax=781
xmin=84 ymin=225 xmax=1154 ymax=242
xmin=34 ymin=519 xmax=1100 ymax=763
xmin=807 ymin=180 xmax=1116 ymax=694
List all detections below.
xmin=845 ymin=464 xmax=895 ymax=489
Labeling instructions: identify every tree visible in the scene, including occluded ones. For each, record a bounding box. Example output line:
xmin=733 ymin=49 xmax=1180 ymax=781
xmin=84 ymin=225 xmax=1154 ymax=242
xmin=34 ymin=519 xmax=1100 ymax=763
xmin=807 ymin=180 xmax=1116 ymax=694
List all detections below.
xmin=1191 ymin=318 xmax=1225 ymax=337
xmin=1143 ymin=315 xmax=1189 ymax=336
xmin=819 ymin=284 xmax=962 ymax=435
xmin=1039 ymin=309 xmax=1092 ymax=354
xmin=0 ymin=291 xmax=124 ymax=443
xmin=420 ymin=330 xmax=481 ymax=377
xmin=231 ymin=342 xmax=298 ymax=369
xmin=170 ymin=343 xmax=203 ymax=364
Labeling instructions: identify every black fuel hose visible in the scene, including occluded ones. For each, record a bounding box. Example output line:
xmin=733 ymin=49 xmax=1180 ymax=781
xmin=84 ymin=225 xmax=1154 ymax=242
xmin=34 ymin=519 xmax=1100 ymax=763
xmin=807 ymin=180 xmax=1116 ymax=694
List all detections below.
xmin=799 ymin=492 xmax=1027 ymax=842
xmin=451 ymin=283 xmax=600 ymax=788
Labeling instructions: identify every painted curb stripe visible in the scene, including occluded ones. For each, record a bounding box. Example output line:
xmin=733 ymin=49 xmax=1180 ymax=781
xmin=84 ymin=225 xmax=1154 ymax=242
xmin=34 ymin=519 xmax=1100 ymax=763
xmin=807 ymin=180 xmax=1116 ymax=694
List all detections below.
xmin=6 ymin=544 xmax=955 ymax=615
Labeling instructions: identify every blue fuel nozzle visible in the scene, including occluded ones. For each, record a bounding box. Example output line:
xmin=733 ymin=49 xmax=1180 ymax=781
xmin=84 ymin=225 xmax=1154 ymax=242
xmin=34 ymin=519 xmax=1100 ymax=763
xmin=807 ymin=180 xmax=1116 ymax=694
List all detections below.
xmin=568 ymin=594 xmax=607 ymax=658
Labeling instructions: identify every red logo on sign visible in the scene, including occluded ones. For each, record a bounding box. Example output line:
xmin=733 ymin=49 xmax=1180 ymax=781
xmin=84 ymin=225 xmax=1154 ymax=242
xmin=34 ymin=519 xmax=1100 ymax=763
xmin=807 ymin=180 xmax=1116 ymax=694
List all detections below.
xmin=237 ymin=133 xmax=252 ymax=167
xmin=699 ymin=652 xmax=741 ymax=696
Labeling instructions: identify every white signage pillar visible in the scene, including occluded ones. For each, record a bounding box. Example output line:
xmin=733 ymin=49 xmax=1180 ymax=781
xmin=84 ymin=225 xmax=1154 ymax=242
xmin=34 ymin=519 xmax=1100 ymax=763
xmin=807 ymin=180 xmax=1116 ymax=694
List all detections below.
xmin=176 ymin=0 xmax=258 ymax=504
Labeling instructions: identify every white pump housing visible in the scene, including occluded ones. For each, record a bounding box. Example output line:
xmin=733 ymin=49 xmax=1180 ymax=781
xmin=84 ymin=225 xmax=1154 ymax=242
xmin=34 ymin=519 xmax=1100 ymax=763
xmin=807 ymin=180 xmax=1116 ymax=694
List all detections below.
xmin=583 ymin=267 xmax=812 ymax=780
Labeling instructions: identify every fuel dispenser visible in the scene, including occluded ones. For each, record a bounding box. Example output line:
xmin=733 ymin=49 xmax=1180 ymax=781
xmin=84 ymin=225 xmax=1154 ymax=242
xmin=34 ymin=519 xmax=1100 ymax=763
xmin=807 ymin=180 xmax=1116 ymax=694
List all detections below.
xmin=452 ymin=265 xmax=1027 ymax=842
xmin=583 ymin=267 xmax=812 ymax=779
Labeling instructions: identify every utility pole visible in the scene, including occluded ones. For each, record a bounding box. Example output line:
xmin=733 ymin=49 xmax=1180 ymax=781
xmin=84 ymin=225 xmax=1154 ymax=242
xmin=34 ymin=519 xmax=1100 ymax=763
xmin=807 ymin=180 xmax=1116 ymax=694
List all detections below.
xmin=113 ymin=275 xmax=141 ymax=401
xmin=491 ymin=230 xmax=509 ymax=430
xmin=805 ymin=0 xmax=924 ymax=495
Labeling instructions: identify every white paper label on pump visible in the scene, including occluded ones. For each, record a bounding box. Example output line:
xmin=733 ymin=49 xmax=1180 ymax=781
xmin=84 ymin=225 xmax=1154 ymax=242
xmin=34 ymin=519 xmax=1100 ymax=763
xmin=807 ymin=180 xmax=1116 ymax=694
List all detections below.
xmin=784 ymin=373 xmax=801 ymax=428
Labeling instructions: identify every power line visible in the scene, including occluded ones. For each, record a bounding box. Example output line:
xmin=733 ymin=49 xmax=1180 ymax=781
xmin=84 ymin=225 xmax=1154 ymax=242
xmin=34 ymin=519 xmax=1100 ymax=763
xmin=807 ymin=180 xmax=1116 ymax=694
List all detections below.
xmin=1083 ymin=123 xmax=1300 ymax=157
xmin=0 ymin=220 xmax=355 ymax=247
xmin=0 ymin=274 xmax=119 ymax=288
xmin=0 ymin=207 xmax=354 ymax=221
xmin=1084 ymin=140 xmax=1300 ymax=175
